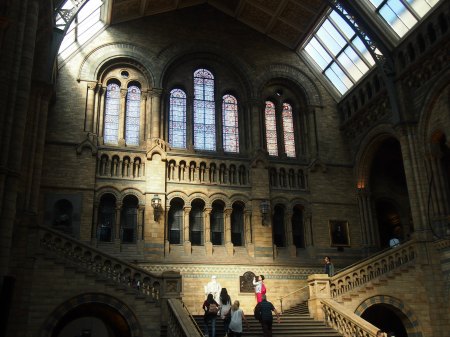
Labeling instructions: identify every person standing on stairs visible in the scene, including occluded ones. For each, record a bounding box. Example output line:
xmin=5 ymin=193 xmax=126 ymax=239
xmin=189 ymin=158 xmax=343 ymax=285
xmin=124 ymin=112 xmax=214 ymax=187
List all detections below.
xmin=258 ymin=294 xmax=280 ymax=337
xmin=252 ymin=274 xmax=266 ymax=303
xmin=227 ymin=300 xmax=249 ymax=337
xmin=324 ymin=256 xmax=335 ymax=277
xmin=203 ymin=293 xmax=220 ymax=337
xmin=219 ymin=288 xmax=232 ymax=336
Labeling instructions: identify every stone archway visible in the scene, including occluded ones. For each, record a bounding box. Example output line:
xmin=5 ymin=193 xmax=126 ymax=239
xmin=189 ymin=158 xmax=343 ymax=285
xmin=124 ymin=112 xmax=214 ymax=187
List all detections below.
xmin=355 ymin=296 xmax=422 ymax=337
xmin=39 ymin=293 xmax=142 ymax=337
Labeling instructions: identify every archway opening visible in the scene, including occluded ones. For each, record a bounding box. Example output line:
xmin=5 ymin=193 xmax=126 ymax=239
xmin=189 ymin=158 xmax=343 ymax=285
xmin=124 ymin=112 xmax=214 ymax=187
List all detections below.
xmin=52 ymin=302 xmax=131 ymax=337
xmin=370 ymin=138 xmax=412 ymax=247
xmin=361 ymin=304 xmax=408 ymax=337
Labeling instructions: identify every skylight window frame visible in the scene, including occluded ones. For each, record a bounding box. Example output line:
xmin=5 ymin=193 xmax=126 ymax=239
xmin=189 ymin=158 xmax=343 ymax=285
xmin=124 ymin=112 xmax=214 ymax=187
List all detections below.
xmin=300 ymin=7 xmax=378 ymax=97
xmin=365 ymin=0 xmax=442 ymax=39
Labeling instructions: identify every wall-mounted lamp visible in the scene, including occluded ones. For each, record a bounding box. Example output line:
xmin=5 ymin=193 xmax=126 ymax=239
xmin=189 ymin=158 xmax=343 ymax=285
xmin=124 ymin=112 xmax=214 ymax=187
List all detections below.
xmin=260 ymin=200 xmax=270 ymax=226
xmin=151 ymin=194 xmax=163 ymax=221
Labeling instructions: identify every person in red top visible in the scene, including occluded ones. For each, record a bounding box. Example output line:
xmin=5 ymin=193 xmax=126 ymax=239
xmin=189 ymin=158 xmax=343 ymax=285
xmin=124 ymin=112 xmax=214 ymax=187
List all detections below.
xmin=253 ymin=275 xmax=266 ymax=303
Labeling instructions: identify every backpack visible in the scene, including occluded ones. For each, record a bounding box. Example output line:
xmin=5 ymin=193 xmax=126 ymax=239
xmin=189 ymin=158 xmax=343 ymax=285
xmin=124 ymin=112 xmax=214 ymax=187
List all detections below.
xmin=208 ymin=303 xmax=219 ymax=315
xmin=254 ymin=303 xmax=262 ymax=321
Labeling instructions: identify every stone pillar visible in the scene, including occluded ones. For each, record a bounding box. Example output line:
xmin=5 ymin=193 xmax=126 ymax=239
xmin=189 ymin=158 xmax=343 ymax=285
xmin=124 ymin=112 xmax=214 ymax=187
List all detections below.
xmin=118 ymin=88 xmax=127 ymax=146
xmin=140 ymin=92 xmax=148 ymax=144
xmin=245 ymin=210 xmax=254 ymax=257
xmin=97 ymin=86 xmax=106 ymax=142
xmin=248 ymin=99 xmax=262 ymax=152
xmin=183 ymin=207 xmax=192 ymax=255
xmin=92 ymin=202 xmax=99 ymax=244
xmin=204 ymin=208 xmax=212 ymax=256
xmin=85 ymin=81 xmax=97 ymax=132
xmin=164 ymin=206 xmax=170 ymax=256
xmin=397 ymin=124 xmax=429 ymax=237
xmin=115 ymin=204 xmax=122 ymax=244
xmin=357 ymin=188 xmax=376 ymax=251
xmin=307 ymin=274 xmax=331 ymax=321
xmin=224 ymin=208 xmax=234 ymax=255
xmin=150 ymin=88 xmax=162 ymax=139
xmin=285 ymin=209 xmax=296 ymax=257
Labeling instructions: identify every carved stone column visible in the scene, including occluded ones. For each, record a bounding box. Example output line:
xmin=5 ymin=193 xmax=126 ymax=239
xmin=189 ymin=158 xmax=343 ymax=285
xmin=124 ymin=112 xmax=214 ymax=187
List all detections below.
xmin=150 ymin=88 xmax=162 ymax=139
xmin=97 ymin=86 xmax=106 ymax=142
xmin=357 ymin=188 xmax=376 ymax=251
xmin=183 ymin=207 xmax=192 ymax=255
xmin=285 ymin=209 xmax=296 ymax=257
xmin=245 ymin=210 xmax=254 ymax=257
xmin=92 ymin=202 xmax=99 ymax=245
xmin=224 ymin=208 xmax=234 ymax=255
xmin=115 ymin=204 xmax=122 ymax=245
xmin=85 ymin=81 xmax=97 ymax=132
xmin=204 ymin=207 xmax=212 ymax=256
xmin=118 ymin=88 xmax=127 ymax=146
xmin=248 ymin=99 xmax=262 ymax=152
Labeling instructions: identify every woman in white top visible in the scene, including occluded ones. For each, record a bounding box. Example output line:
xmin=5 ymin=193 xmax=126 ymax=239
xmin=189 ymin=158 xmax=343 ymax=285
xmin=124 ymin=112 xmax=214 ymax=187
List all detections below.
xmin=228 ymin=300 xmax=249 ymax=337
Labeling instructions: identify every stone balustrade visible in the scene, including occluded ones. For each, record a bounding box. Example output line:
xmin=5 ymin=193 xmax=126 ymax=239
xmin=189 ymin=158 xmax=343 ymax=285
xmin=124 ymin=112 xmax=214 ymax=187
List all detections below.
xmin=329 ymin=240 xmax=417 ymax=298
xmin=322 ymin=299 xmax=378 ymax=337
xmin=38 ymin=225 xmax=181 ymax=302
xmin=166 ymin=299 xmax=203 ymax=337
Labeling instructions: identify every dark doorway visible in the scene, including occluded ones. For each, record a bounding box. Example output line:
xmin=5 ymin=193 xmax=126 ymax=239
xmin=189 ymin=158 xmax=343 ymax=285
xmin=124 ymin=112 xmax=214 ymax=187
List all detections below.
xmin=361 ymin=304 xmax=408 ymax=337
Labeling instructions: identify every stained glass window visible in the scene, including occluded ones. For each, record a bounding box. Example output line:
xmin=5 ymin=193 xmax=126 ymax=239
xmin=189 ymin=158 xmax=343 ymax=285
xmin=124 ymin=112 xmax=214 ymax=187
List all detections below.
xmin=265 ymin=101 xmax=278 ymax=156
xmin=222 ymin=94 xmax=239 ymax=153
xmin=125 ymin=85 xmax=141 ymax=146
xmin=303 ymin=9 xmax=376 ymax=95
xmin=169 ymin=89 xmax=187 ymax=148
xmin=367 ymin=0 xmax=441 ymax=38
xmin=282 ymin=103 xmax=296 ymax=158
xmin=194 ymin=69 xmax=216 ymax=151
xmin=104 ymin=83 xmax=120 ymax=144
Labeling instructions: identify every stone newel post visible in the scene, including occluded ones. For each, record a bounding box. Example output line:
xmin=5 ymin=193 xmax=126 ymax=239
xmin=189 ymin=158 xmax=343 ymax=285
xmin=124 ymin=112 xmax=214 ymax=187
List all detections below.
xmin=307 ymin=274 xmax=331 ymax=321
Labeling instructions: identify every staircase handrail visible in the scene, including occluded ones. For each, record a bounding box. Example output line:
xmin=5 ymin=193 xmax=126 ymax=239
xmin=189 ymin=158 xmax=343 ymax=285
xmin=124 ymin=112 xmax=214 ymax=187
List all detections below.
xmin=321 ymin=298 xmax=379 ymax=337
xmin=167 ymin=299 xmax=203 ymax=337
xmin=38 ymin=225 xmax=181 ymax=302
xmin=329 ymin=239 xmax=417 ymax=298
xmin=278 ymin=284 xmax=309 ymax=313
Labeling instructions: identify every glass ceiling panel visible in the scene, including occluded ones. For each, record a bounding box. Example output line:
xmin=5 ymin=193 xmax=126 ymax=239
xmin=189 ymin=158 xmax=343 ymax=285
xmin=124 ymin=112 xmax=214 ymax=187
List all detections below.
xmin=302 ymin=9 xmax=377 ymax=96
xmin=367 ymin=0 xmax=440 ymax=38
xmin=58 ymin=0 xmax=105 ymax=61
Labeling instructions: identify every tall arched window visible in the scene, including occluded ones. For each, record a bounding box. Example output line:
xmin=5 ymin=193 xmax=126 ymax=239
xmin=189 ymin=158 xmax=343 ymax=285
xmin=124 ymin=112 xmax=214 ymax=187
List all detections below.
xmin=222 ymin=94 xmax=239 ymax=153
xmin=98 ymin=194 xmax=116 ymax=242
xmin=125 ymin=85 xmax=141 ymax=146
xmin=273 ymin=205 xmax=285 ymax=247
xmin=104 ymin=82 xmax=120 ymax=144
xmin=168 ymin=198 xmax=184 ymax=244
xmin=231 ymin=202 xmax=245 ymax=246
xmin=282 ymin=103 xmax=296 ymax=157
xmin=121 ymin=195 xmax=138 ymax=243
xmin=189 ymin=199 xmax=204 ymax=245
xmin=265 ymin=101 xmax=278 ymax=156
xmin=194 ymin=69 xmax=215 ymax=151
xmin=169 ymin=88 xmax=187 ymax=148
xmin=211 ymin=201 xmax=224 ymax=245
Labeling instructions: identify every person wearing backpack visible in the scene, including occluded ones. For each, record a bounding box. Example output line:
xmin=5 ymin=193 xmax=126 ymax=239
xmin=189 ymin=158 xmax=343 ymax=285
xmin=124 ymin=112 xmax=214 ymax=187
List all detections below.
xmin=203 ymin=293 xmax=220 ymax=337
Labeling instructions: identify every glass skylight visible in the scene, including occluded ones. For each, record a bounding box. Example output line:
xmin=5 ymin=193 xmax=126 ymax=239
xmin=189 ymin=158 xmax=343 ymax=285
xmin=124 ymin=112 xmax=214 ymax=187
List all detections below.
xmin=367 ymin=0 xmax=441 ymax=38
xmin=303 ymin=9 xmax=377 ymax=95
xmin=58 ymin=0 xmax=105 ymax=60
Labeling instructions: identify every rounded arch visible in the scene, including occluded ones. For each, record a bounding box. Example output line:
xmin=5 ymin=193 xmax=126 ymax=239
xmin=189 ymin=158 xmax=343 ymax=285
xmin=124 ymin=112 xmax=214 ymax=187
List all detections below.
xmin=210 ymin=192 xmax=230 ymax=208
xmin=187 ymin=192 xmax=210 ymax=208
xmin=255 ymin=63 xmax=322 ymax=106
xmin=355 ymin=295 xmax=423 ymax=337
xmin=354 ymin=126 xmax=398 ymax=190
xmin=78 ymin=43 xmax=157 ymax=86
xmin=95 ymin=187 xmax=121 ymax=204
xmin=167 ymin=191 xmax=189 ymax=206
xmin=120 ymin=188 xmax=145 ymax=206
xmin=229 ymin=193 xmax=250 ymax=209
xmin=158 ymin=43 xmax=254 ymax=98
xmin=39 ymin=293 xmax=142 ymax=337
xmin=418 ymin=79 xmax=450 ymax=155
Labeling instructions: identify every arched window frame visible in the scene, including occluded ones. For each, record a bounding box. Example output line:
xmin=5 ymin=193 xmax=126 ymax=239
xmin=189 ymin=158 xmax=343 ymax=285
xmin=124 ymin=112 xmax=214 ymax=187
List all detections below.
xmin=222 ymin=94 xmax=240 ymax=153
xmin=193 ymin=68 xmax=216 ymax=151
xmin=125 ymin=83 xmax=141 ymax=146
xmin=169 ymin=88 xmax=187 ymax=149
xmin=264 ymin=98 xmax=301 ymax=158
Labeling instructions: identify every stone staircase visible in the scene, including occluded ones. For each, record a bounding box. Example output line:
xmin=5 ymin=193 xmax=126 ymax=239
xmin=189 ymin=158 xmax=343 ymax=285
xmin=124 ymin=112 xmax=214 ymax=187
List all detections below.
xmin=192 ymin=302 xmax=342 ymax=337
